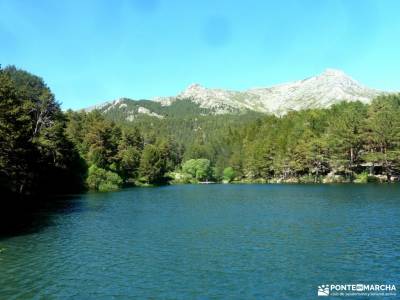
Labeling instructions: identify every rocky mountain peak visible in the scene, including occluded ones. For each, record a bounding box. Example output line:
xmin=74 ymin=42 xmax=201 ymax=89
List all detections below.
xmin=167 ymin=69 xmax=384 ymax=114
xmin=89 ymin=69 xmax=387 ymax=117
xmin=179 ymin=83 xmax=208 ymax=98
xmin=186 ymin=83 xmax=204 ymax=90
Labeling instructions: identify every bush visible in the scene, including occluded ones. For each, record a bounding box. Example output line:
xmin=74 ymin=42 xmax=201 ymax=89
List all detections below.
xmin=354 ymin=172 xmax=379 ymax=183
xmin=86 ymin=165 xmax=123 ymax=191
xmin=223 ymin=167 xmax=236 ymax=183
xmin=168 ymin=172 xmax=193 ymax=184
xmin=354 ymin=172 xmax=368 ymax=183
xmin=181 ymin=159 xmax=212 ymax=181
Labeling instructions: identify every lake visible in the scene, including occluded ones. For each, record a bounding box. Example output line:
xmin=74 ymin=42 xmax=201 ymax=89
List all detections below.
xmin=0 ymin=184 xmax=399 ymax=299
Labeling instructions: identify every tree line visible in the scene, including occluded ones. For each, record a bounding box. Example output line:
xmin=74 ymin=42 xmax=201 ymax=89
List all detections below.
xmin=213 ymin=98 xmax=400 ymax=183
xmin=121 ymin=96 xmax=400 ymax=184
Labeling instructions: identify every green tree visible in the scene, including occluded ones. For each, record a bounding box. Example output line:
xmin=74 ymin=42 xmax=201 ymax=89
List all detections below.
xmin=118 ymin=146 xmax=141 ymax=183
xmin=83 ymin=112 xmax=119 ymax=168
xmin=0 ymin=66 xmax=84 ymax=196
xmin=139 ymin=144 xmax=167 ymax=184
xmin=0 ymin=69 xmax=34 ymax=194
xmin=182 ymin=159 xmax=213 ymax=181
xmin=115 ymin=127 xmax=144 ymax=182
xmin=325 ymin=102 xmax=367 ymax=177
xmin=86 ymin=165 xmax=122 ymax=192
xmin=363 ymin=94 xmax=400 ymax=179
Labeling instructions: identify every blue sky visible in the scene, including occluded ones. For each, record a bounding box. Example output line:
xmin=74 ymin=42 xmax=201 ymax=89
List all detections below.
xmin=1 ymin=0 xmax=400 ymax=109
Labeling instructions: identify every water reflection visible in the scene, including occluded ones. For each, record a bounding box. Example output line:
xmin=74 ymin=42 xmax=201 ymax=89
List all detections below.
xmin=0 ymin=184 xmax=399 ymax=299
xmin=0 ymin=194 xmax=86 ymax=239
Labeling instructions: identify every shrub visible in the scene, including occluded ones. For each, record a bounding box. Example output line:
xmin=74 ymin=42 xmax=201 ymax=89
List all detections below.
xmin=86 ymin=165 xmax=123 ymax=191
xmin=354 ymin=171 xmax=379 ymax=183
xmin=354 ymin=172 xmax=368 ymax=183
xmin=181 ymin=159 xmax=212 ymax=181
xmin=223 ymin=167 xmax=236 ymax=183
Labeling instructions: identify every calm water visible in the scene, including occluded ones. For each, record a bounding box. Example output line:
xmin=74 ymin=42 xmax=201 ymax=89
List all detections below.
xmin=0 ymin=184 xmax=399 ymax=299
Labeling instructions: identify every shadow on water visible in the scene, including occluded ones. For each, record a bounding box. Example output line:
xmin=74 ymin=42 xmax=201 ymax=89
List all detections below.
xmin=0 ymin=193 xmax=86 ymax=240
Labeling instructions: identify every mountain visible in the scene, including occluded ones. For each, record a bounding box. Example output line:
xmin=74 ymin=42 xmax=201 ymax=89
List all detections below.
xmin=85 ymin=69 xmax=385 ymax=120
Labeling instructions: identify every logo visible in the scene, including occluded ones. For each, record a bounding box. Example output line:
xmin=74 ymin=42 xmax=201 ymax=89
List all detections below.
xmin=317 ymin=283 xmax=397 ymax=297
xmin=318 ymin=285 xmax=330 ymax=296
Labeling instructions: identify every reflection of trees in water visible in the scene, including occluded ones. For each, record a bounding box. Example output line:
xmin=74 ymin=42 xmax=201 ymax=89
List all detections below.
xmin=0 ymin=194 xmax=84 ymax=239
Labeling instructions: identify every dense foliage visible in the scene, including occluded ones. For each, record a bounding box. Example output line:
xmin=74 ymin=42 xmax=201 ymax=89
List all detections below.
xmin=0 ymin=66 xmax=84 ymax=199
xmin=65 ymin=110 xmax=180 ymax=188
xmin=121 ymin=98 xmax=400 ymax=183
xmin=1 ymin=66 xmax=399 ymax=203
xmin=181 ymin=159 xmax=213 ymax=182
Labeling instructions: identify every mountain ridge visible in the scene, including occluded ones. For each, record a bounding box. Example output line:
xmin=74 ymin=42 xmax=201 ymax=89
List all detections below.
xmin=155 ymin=68 xmax=383 ymax=114
xmin=84 ymin=69 xmax=386 ymax=120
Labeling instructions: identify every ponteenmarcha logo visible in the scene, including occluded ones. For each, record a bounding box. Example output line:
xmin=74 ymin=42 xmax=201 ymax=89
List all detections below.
xmin=317 ymin=284 xmax=397 ymax=297
xmin=318 ymin=285 xmax=330 ymax=296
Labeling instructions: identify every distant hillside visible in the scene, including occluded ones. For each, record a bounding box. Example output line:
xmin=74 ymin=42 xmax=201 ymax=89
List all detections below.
xmin=84 ymin=98 xmax=233 ymax=123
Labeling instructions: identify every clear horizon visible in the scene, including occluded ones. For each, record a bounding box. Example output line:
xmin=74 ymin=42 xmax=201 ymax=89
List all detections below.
xmin=1 ymin=0 xmax=400 ymax=109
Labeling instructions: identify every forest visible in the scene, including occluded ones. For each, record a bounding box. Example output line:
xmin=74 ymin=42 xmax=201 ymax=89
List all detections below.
xmin=1 ymin=66 xmax=400 ymax=203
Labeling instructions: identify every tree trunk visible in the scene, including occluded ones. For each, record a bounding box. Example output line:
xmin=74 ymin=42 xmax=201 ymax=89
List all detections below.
xmin=350 ymin=147 xmax=354 ymax=165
